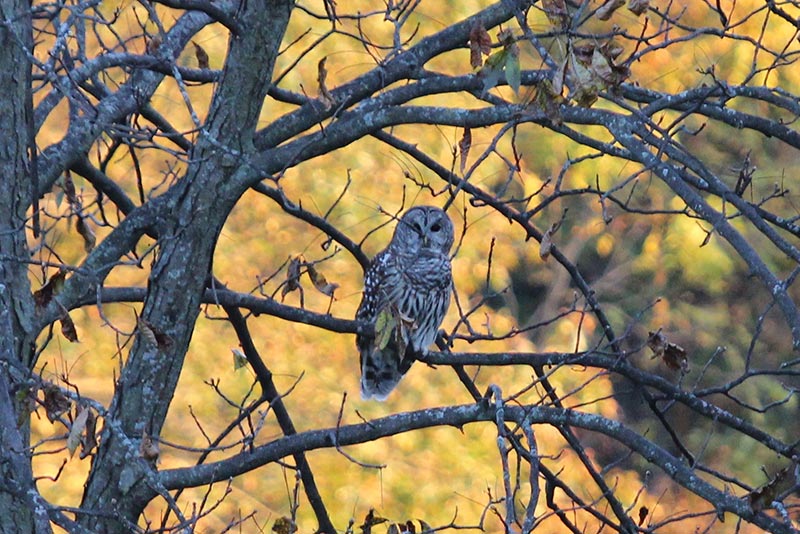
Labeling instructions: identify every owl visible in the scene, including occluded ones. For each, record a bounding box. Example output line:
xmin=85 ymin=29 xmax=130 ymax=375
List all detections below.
xmin=356 ymin=206 xmax=454 ymax=400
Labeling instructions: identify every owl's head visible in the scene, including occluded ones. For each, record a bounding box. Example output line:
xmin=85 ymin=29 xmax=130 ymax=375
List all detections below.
xmin=390 ymin=205 xmax=454 ymax=254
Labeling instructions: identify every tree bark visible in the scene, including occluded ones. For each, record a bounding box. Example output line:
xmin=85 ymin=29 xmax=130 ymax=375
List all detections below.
xmin=77 ymin=1 xmax=295 ymax=531
xmin=0 ymin=0 xmax=49 ymax=531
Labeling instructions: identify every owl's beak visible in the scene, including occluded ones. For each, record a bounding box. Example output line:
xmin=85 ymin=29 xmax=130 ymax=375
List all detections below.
xmin=422 ymin=236 xmax=430 ymax=247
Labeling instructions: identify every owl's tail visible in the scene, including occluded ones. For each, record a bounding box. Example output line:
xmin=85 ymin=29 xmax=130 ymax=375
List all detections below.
xmin=360 ymin=347 xmax=411 ymax=401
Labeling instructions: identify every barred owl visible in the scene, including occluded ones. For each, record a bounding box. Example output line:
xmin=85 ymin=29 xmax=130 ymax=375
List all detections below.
xmin=356 ymin=206 xmax=454 ymax=400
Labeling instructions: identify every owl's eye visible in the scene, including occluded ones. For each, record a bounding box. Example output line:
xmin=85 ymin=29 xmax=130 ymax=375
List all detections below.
xmin=430 ymin=223 xmax=442 ymax=232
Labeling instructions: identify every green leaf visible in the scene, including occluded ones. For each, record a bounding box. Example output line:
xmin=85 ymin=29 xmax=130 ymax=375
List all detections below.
xmin=374 ymin=308 xmax=396 ymax=350
xmin=232 ymin=348 xmax=248 ymax=370
xmin=505 ymin=52 xmax=521 ymax=95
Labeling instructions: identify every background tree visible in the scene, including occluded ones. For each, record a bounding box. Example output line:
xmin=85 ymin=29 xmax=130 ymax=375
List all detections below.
xmin=1 ymin=0 xmax=799 ymax=533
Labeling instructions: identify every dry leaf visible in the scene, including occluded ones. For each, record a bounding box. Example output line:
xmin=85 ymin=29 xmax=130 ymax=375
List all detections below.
xmin=360 ymin=509 xmax=387 ymax=534
xmin=542 ymin=0 xmax=570 ymax=28
xmin=281 ymin=255 xmax=303 ymax=301
xmin=42 ymin=382 xmax=71 ymax=422
xmin=647 ymin=330 xmax=689 ymax=372
xmin=63 ymin=172 xmax=79 ymax=208
xmin=67 ymin=407 xmax=90 ymax=458
xmin=627 ymin=0 xmax=650 ymax=16
xmin=139 ymin=429 xmax=160 ymax=462
xmin=232 ymin=347 xmax=248 ymax=370
xmin=33 ymin=269 xmax=68 ymax=308
xmin=192 ymin=40 xmax=209 ymax=69
xmin=79 ymin=408 xmax=97 ymax=459
xmin=458 ymin=127 xmax=472 ymax=175
xmin=637 ymin=506 xmax=649 ymax=526
xmin=307 ymin=263 xmax=339 ymax=297
xmin=60 ymin=313 xmax=79 ymax=343
xmin=75 ymin=215 xmax=96 ymax=252
xmin=531 ymin=79 xmax=565 ymax=125
xmin=597 ymin=0 xmax=625 ymax=20
xmin=146 ymin=33 xmax=162 ymax=55
xmin=468 ymin=24 xmax=492 ymax=68
xmin=317 ymin=57 xmax=335 ymax=109
xmin=748 ymin=461 xmax=799 ymax=512
xmin=273 ymin=517 xmax=297 ymax=534
xmin=137 ymin=317 xmax=173 ymax=350
xmin=539 ymin=221 xmax=561 ymax=261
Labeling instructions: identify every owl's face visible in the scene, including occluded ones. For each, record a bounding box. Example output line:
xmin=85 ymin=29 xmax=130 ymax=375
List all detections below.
xmin=390 ymin=206 xmax=454 ymax=255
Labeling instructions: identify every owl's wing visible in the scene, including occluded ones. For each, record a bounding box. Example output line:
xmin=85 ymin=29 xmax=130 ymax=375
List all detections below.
xmin=355 ymin=250 xmax=409 ymax=400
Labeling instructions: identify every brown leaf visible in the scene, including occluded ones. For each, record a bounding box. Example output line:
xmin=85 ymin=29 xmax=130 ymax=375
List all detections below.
xmin=63 ymin=172 xmax=79 ymax=208
xmin=79 ymin=408 xmax=97 ymax=459
xmin=360 ymin=510 xmax=387 ymax=534
xmin=67 ymin=407 xmax=90 ymax=458
xmin=307 ymin=263 xmax=339 ymax=297
xmin=627 ymin=0 xmax=650 ymax=16
xmin=539 ymin=221 xmax=561 ymax=261
xmin=273 ymin=517 xmax=297 ymax=534
xmin=597 ymin=0 xmax=625 ymax=20
xmin=317 ymin=57 xmax=336 ymax=109
xmin=458 ymin=127 xmax=472 ymax=174
xmin=75 ymin=215 xmax=96 ymax=252
xmin=281 ymin=255 xmax=303 ymax=301
xmin=60 ymin=313 xmax=79 ymax=343
xmin=42 ymin=382 xmax=71 ymax=422
xmin=33 ymin=269 xmax=68 ymax=308
xmin=531 ymin=79 xmax=565 ymax=125
xmin=417 ymin=520 xmax=433 ymax=534
xmin=468 ymin=24 xmax=492 ymax=68
xmin=647 ymin=330 xmax=689 ymax=372
xmin=146 ymin=33 xmax=162 ymax=55
xmin=542 ymin=0 xmax=570 ymax=28
xmin=637 ymin=506 xmax=649 ymax=526
xmin=137 ymin=317 xmax=173 ymax=350
xmin=748 ymin=461 xmax=799 ymax=512
xmin=139 ymin=429 xmax=160 ymax=462
xmin=192 ymin=40 xmax=209 ymax=69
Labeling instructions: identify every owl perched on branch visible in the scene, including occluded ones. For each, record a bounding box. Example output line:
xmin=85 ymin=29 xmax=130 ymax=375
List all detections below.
xmin=356 ymin=206 xmax=454 ymax=400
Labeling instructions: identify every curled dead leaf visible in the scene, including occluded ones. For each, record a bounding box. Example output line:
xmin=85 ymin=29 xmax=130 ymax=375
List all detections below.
xmin=317 ymin=57 xmax=336 ymax=109
xmin=42 ymin=382 xmax=71 ymax=422
xmin=747 ymin=460 xmax=799 ymax=512
xmin=192 ymin=40 xmax=209 ymax=69
xmin=139 ymin=429 xmax=160 ymax=462
xmin=60 ymin=313 xmax=79 ymax=343
xmin=273 ymin=517 xmax=298 ymax=534
xmin=75 ymin=215 xmax=96 ymax=252
xmin=281 ymin=255 xmax=303 ymax=301
xmin=468 ymin=24 xmax=492 ymax=68
xmin=458 ymin=127 xmax=472 ymax=175
xmin=647 ymin=330 xmax=689 ymax=373
xmin=33 ymin=268 xmax=68 ymax=308
xmin=80 ymin=408 xmax=97 ymax=459
xmin=307 ymin=263 xmax=339 ymax=298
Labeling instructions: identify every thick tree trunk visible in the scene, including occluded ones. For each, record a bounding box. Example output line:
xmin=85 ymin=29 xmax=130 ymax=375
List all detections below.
xmin=78 ymin=1 xmax=295 ymax=531
xmin=0 ymin=0 xmax=49 ymax=532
